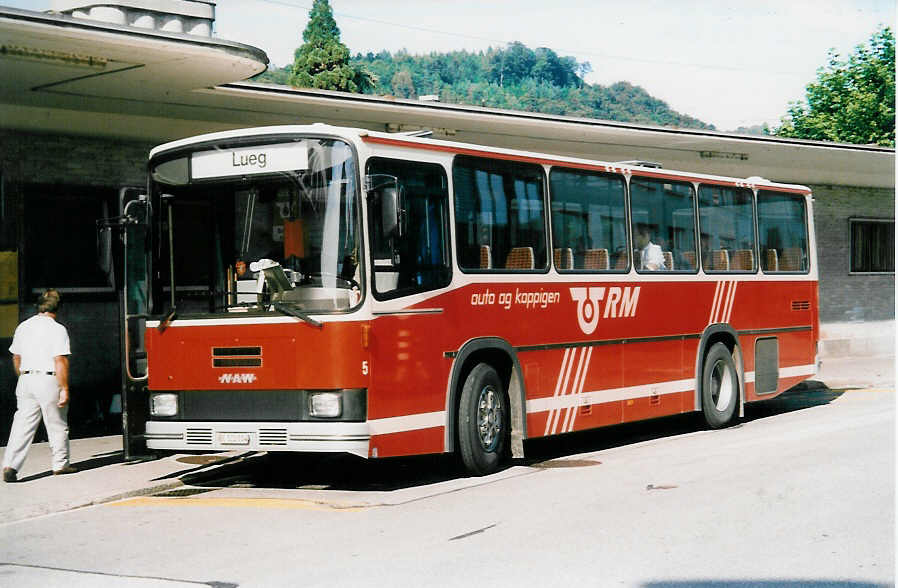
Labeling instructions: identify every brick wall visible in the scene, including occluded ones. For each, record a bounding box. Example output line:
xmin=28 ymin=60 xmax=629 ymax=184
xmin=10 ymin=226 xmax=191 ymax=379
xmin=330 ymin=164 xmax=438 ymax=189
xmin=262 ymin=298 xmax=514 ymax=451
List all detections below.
xmin=0 ymin=129 xmax=152 ymax=187
xmin=810 ymin=183 xmax=895 ymax=323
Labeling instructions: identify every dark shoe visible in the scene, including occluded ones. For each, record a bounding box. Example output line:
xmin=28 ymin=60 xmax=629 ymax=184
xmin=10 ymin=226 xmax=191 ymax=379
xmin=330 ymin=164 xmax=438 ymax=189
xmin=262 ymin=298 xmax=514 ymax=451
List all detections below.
xmin=53 ymin=465 xmax=77 ymax=476
xmin=3 ymin=467 xmax=16 ymax=483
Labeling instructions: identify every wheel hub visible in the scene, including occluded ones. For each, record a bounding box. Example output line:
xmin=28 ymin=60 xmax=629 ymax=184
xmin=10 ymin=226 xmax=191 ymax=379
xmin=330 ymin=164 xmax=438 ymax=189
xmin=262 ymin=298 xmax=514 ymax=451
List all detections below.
xmin=710 ymin=359 xmax=735 ymax=411
xmin=477 ymin=386 xmax=502 ymax=451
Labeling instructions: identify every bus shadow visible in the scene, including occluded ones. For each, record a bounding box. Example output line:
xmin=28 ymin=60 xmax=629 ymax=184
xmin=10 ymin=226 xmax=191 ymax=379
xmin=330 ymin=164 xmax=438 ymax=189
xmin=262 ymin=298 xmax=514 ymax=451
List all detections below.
xmin=524 ymin=383 xmax=845 ymax=465
xmin=742 ymin=381 xmax=845 ymax=421
xmin=192 ymin=451 xmax=465 ymax=492
xmin=190 ymin=384 xmax=844 ymax=493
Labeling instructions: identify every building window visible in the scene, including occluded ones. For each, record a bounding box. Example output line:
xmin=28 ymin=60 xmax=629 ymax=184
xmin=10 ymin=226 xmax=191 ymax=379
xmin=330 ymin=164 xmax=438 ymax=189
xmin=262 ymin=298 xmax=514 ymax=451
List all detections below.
xmin=850 ymin=218 xmax=894 ymax=274
xmin=24 ymin=184 xmax=117 ymax=291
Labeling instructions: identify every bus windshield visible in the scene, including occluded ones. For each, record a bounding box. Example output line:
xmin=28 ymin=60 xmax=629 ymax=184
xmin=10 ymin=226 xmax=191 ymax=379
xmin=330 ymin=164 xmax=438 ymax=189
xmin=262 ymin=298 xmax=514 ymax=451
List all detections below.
xmin=149 ymin=138 xmax=362 ymax=315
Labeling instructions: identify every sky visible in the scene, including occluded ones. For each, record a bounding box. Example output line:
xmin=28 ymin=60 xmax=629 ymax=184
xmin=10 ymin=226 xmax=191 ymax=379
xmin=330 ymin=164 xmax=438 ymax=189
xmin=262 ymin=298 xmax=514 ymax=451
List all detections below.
xmin=6 ymin=0 xmax=895 ymax=131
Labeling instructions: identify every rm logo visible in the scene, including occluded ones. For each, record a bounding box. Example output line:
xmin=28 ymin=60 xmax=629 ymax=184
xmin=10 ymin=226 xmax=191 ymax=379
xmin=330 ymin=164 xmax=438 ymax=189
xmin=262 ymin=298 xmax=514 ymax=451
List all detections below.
xmin=569 ymin=286 xmax=640 ymax=334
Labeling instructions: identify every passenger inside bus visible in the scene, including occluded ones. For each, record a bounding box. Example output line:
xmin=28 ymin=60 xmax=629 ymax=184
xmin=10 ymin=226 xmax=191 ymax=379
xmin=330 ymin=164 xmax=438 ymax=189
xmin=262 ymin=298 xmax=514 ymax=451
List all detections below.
xmin=635 ymin=224 xmax=666 ymax=270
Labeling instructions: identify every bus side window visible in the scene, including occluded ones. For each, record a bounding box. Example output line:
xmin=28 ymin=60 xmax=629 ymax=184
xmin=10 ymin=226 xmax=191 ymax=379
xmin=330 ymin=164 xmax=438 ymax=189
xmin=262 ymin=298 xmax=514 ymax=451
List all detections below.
xmin=698 ymin=185 xmax=757 ymax=272
xmin=758 ymin=190 xmax=809 ymax=273
xmin=366 ymin=158 xmax=451 ymax=299
xmin=549 ymin=167 xmax=628 ymax=272
xmin=454 ymin=155 xmax=547 ymax=272
xmin=629 ymin=177 xmax=697 ymax=272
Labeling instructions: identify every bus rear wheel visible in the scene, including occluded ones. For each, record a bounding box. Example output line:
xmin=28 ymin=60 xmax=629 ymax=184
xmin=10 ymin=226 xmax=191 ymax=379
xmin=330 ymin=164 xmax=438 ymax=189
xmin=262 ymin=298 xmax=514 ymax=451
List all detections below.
xmin=458 ymin=363 xmax=509 ymax=476
xmin=701 ymin=342 xmax=739 ymax=429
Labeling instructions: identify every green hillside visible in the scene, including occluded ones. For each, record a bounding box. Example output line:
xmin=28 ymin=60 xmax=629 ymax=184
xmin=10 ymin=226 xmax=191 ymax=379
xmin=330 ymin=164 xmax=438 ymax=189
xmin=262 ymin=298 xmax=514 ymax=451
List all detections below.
xmin=253 ymin=42 xmax=715 ymax=130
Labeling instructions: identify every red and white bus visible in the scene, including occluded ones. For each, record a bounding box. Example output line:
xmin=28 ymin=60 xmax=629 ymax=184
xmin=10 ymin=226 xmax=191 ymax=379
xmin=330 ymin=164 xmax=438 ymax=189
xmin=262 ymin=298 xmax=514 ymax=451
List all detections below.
xmin=117 ymin=124 xmax=818 ymax=475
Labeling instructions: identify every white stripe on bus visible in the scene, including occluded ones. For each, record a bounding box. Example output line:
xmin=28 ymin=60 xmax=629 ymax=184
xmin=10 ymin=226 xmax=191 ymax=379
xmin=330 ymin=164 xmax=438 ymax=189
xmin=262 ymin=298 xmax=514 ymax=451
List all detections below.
xmin=368 ymin=411 xmax=445 ymax=436
xmin=561 ymin=347 xmax=593 ymax=433
xmin=558 ymin=348 xmax=588 ymax=435
xmin=365 ymin=366 xmax=814 ymax=437
xmin=528 ymin=378 xmax=696 ymax=415
xmin=709 ymin=281 xmax=724 ymax=324
xmin=724 ymin=281 xmax=738 ymax=322
xmin=544 ymin=347 xmax=573 ymax=436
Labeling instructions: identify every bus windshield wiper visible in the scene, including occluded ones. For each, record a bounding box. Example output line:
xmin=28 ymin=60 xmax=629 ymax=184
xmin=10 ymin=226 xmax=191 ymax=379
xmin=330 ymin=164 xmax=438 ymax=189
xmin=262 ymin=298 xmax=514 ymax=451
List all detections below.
xmin=272 ymin=302 xmax=322 ymax=328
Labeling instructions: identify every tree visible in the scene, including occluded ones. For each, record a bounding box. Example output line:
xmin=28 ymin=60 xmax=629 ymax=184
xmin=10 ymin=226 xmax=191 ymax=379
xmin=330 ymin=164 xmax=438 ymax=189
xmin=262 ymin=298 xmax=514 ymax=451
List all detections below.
xmin=775 ymin=27 xmax=894 ymax=146
xmin=349 ymin=42 xmax=714 ymax=129
xmin=391 ymin=69 xmax=416 ymax=98
xmin=289 ymin=0 xmax=375 ymax=92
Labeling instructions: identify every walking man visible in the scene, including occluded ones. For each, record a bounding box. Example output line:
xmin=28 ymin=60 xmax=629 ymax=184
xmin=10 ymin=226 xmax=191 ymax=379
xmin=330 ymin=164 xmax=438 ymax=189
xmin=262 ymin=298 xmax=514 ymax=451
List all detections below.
xmin=3 ymin=289 xmax=75 ymax=482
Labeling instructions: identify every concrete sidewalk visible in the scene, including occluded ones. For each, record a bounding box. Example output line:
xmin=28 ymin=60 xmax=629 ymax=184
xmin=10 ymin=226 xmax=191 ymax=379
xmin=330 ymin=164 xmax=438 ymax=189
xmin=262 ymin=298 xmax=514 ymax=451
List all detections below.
xmin=0 ymin=438 xmax=252 ymax=523
xmin=0 ymin=353 xmax=893 ymax=525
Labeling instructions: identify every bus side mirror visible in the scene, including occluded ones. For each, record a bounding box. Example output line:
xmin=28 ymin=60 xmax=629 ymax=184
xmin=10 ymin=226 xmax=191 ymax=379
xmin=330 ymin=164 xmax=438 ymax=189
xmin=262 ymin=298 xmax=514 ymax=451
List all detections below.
xmin=381 ymin=186 xmax=406 ymax=239
xmin=96 ymin=188 xmax=149 ymax=292
xmin=97 ymin=224 xmax=117 ymax=289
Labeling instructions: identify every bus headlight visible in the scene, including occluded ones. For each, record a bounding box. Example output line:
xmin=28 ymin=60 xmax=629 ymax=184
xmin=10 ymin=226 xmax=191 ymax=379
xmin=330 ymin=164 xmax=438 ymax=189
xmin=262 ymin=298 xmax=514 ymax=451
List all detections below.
xmin=150 ymin=393 xmax=179 ymax=417
xmin=309 ymin=392 xmax=342 ymax=418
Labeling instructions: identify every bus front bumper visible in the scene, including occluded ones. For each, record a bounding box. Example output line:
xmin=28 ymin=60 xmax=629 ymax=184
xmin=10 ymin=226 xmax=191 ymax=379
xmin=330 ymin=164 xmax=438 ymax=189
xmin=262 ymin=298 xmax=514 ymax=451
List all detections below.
xmin=145 ymin=420 xmax=370 ymax=458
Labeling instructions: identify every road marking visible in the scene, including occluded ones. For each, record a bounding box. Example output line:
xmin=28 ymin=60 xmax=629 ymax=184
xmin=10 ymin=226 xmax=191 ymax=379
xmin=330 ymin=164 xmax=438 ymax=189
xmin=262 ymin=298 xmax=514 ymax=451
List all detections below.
xmin=108 ymin=496 xmax=365 ymax=511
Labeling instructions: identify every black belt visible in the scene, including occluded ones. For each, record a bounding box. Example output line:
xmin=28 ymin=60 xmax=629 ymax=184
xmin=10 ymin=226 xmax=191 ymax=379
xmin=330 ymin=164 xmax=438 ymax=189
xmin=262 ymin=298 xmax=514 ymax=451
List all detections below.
xmin=21 ymin=370 xmax=55 ymax=376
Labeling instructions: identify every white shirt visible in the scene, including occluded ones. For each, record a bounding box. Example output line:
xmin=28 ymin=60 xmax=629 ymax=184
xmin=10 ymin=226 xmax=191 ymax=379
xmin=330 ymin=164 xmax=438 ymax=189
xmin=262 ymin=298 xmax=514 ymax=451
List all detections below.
xmin=9 ymin=314 xmax=71 ymax=372
xmin=641 ymin=242 xmax=665 ymax=270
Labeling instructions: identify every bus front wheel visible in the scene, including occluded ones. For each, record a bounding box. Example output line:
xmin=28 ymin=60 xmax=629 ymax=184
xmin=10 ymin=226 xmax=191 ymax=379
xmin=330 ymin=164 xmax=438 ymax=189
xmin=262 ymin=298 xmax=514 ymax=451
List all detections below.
xmin=701 ymin=343 xmax=739 ymax=428
xmin=458 ymin=363 xmax=509 ymax=476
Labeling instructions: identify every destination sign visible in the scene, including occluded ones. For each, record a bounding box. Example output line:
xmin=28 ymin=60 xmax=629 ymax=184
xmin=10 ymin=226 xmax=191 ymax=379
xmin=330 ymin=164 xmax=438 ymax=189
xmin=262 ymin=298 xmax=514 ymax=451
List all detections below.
xmin=191 ymin=142 xmax=308 ymax=179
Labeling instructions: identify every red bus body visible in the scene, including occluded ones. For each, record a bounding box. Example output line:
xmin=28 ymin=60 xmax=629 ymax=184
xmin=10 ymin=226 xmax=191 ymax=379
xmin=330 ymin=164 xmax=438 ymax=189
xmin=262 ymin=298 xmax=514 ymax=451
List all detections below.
xmin=140 ymin=125 xmax=819 ymax=467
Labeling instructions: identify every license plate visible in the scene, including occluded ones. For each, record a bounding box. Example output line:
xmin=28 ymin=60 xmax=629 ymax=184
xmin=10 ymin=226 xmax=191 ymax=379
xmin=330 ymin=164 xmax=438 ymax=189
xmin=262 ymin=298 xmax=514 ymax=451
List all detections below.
xmin=219 ymin=432 xmax=251 ymax=445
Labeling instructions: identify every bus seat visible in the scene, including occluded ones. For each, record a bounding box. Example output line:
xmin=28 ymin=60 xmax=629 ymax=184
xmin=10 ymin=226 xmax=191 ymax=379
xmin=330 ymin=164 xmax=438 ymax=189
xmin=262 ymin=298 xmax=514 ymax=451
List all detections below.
xmin=780 ymin=247 xmax=803 ymax=271
xmin=584 ymin=248 xmax=609 ymax=270
xmin=480 ymin=245 xmax=492 ymax=269
xmin=613 ymin=251 xmax=628 ymax=270
xmin=712 ymin=249 xmax=730 ymax=271
xmin=662 ymin=251 xmax=674 ymax=270
xmin=765 ymin=249 xmax=779 ymax=271
xmin=505 ymin=247 xmax=535 ymax=270
xmin=553 ymin=247 xmax=574 ymax=270
xmin=682 ymin=250 xmax=696 ymax=270
xmin=732 ymin=249 xmax=754 ymax=271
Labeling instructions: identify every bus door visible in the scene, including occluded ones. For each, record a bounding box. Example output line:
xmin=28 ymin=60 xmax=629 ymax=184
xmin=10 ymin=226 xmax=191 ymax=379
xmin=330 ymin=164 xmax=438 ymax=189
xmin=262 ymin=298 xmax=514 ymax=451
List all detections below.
xmin=98 ymin=187 xmax=151 ymax=459
xmin=365 ymin=158 xmax=452 ymax=457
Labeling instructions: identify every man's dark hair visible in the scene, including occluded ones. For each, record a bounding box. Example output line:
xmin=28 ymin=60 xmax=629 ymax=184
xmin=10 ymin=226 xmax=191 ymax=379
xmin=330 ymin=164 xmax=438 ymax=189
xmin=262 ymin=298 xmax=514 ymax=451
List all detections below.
xmin=37 ymin=289 xmax=61 ymax=313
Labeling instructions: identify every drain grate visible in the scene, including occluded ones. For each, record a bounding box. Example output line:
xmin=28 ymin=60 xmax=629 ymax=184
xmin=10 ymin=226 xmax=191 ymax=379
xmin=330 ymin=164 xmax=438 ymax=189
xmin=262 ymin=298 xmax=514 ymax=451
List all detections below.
xmin=176 ymin=455 xmax=228 ymax=465
xmin=153 ymin=487 xmax=216 ymax=498
xmin=531 ymin=459 xmax=602 ymax=469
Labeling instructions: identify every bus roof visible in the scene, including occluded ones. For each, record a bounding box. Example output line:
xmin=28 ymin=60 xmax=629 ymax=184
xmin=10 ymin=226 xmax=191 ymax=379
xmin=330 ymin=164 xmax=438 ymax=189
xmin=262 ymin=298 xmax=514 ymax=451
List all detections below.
xmin=149 ymin=123 xmax=813 ymax=195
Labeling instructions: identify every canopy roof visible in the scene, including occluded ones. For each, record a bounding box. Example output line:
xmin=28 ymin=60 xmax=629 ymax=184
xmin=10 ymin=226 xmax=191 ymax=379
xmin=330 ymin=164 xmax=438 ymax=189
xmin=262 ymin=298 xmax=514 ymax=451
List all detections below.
xmin=1 ymin=6 xmax=893 ymax=188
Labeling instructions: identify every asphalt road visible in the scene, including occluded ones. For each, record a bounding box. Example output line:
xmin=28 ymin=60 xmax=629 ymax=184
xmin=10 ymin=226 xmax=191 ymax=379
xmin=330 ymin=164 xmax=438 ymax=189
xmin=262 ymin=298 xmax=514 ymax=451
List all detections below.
xmin=1 ymin=387 xmax=893 ymax=588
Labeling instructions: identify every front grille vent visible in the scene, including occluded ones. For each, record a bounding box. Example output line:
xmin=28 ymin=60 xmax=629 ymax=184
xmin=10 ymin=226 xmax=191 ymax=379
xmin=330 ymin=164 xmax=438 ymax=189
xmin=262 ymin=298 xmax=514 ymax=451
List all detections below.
xmin=259 ymin=428 xmax=288 ymax=446
xmin=186 ymin=428 xmax=213 ymax=445
xmin=212 ymin=346 xmax=262 ymax=368
xmin=791 ymin=300 xmax=810 ymax=311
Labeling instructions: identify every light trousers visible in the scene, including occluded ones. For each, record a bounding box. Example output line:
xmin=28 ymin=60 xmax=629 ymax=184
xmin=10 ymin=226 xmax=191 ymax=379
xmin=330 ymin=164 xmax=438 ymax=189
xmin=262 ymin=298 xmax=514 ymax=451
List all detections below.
xmin=2 ymin=373 xmax=70 ymax=472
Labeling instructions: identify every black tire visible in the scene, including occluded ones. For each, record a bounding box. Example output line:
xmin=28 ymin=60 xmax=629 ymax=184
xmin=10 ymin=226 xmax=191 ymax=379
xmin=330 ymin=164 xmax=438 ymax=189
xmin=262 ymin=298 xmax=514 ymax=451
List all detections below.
xmin=701 ymin=342 xmax=740 ymax=428
xmin=458 ymin=363 xmax=509 ymax=476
